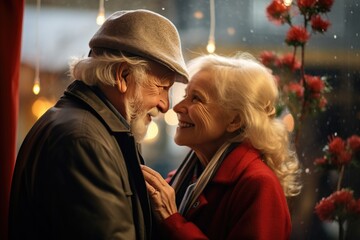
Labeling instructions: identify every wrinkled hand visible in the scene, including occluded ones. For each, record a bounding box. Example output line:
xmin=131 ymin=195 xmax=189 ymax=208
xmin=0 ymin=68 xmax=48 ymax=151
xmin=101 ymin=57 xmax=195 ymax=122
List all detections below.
xmin=141 ymin=165 xmax=177 ymax=221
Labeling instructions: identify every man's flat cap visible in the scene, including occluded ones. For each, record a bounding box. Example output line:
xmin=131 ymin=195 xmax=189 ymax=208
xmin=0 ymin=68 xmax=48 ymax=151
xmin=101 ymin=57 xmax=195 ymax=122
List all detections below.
xmin=89 ymin=9 xmax=188 ymax=83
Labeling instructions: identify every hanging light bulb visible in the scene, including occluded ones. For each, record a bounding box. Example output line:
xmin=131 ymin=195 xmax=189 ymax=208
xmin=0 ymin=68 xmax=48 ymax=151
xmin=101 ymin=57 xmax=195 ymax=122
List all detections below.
xmin=207 ymin=36 xmax=216 ymax=53
xmin=283 ymin=0 xmax=293 ymax=7
xmin=96 ymin=0 xmax=105 ymax=25
xmin=207 ymin=0 xmax=216 ymax=53
xmin=33 ymin=0 xmax=41 ymax=95
xmin=33 ymin=77 xmax=40 ymax=95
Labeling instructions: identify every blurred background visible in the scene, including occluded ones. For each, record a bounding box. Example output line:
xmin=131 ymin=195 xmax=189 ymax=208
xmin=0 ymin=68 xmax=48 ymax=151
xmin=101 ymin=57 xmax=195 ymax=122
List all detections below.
xmin=19 ymin=0 xmax=359 ymax=239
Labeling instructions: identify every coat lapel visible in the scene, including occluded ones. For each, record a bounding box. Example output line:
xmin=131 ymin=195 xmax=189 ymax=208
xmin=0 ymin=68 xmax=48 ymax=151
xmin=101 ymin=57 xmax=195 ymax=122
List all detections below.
xmin=186 ymin=143 xmax=261 ymax=218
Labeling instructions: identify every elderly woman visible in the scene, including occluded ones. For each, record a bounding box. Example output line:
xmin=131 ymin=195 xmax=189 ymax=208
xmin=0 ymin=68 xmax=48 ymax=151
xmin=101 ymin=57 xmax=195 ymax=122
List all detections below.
xmin=142 ymin=53 xmax=302 ymax=239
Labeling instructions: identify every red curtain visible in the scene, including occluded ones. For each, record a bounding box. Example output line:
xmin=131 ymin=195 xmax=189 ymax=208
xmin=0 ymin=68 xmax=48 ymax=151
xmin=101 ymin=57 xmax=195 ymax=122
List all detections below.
xmin=0 ymin=1 xmax=24 ymax=239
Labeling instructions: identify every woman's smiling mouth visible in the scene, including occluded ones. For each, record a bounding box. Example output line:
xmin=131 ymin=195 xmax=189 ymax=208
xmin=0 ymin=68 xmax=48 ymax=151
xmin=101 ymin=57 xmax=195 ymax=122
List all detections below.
xmin=178 ymin=120 xmax=195 ymax=128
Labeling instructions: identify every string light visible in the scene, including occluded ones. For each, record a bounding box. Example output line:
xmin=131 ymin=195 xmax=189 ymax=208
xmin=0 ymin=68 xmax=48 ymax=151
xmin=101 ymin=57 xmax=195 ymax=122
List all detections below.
xmin=96 ymin=0 xmax=105 ymax=25
xmin=144 ymin=121 xmax=159 ymax=142
xmin=193 ymin=10 xmax=204 ymax=19
xmin=32 ymin=97 xmax=55 ymax=119
xmin=33 ymin=0 xmax=41 ymax=95
xmin=164 ymin=109 xmax=178 ymax=126
xmin=283 ymin=0 xmax=293 ymax=7
xmin=206 ymin=36 xmax=216 ymax=53
xmin=207 ymin=0 xmax=216 ymax=53
xmin=33 ymin=77 xmax=40 ymax=95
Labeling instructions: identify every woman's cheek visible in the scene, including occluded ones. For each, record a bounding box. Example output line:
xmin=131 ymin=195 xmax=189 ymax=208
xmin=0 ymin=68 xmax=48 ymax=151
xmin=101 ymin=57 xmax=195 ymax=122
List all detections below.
xmin=191 ymin=105 xmax=212 ymax=129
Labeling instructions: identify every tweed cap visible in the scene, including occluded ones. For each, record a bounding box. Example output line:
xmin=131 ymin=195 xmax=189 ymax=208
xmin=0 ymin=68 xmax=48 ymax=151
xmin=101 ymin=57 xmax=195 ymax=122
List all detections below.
xmin=89 ymin=9 xmax=188 ymax=83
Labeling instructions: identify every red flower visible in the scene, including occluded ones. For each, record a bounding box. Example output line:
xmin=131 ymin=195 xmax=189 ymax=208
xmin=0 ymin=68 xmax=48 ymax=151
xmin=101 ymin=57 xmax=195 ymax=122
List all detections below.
xmin=285 ymin=26 xmax=310 ymax=46
xmin=332 ymin=151 xmax=352 ymax=166
xmin=315 ymin=196 xmax=335 ymax=221
xmin=317 ymin=0 xmax=334 ymax=13
xmin=259 ymin=51 xmax=280 ymax=67
xmin=347 ymin=135 xmax=360 ymax=152
xmin=305 ymin=75 xmax=325 ymax=93
xmin=284 ymin=82 xmax=304 ymax=98
xmin=334 ymin=189 xmax=354 ymax=204
xmin=318 ymin=96 xmax=327 ymax=109
xmin=349 ymin=199 xmax=360 ymax=214
xmin=328 ymin=136 xmax=346 ymax=155
xmin=311 ymin=15 xmax=331 ymax=33
xmin=279 ymin=53 xmax=301 ymax=71
xmin=314 ymin=157 xmax=327 ymax=166
xmin=266 ymin=0 xmax=291 ymax=25
xmin=315 ymin=189 xmax=360 ymax=221
xmin=298 ymin=0 xmax=317 ymax=8
xmin=297 ymin=0 xmax=317 ymax=14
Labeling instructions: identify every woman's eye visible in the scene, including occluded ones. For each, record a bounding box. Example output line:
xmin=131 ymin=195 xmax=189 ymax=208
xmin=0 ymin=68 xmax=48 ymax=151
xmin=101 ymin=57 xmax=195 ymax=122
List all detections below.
xmin=183 ymin=93 xmax=201 ymax=103
xmin=192 ymin=95 xmax=201 ymax=103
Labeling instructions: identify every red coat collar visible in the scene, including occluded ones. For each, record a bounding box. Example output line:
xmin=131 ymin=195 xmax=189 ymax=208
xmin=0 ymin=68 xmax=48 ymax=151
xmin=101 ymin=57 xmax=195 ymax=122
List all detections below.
xmin=211 ymin=142 xmax=262 ymax=184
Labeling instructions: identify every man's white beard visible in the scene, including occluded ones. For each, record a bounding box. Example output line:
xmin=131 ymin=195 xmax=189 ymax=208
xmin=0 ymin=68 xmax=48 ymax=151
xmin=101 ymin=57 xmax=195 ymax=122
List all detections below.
xmin=130 ymin=110 xmax=149 ymax=143
xmin=130 ymin=107 xmax=160 ymax=143
xmin=126 ymin=89 xmax=147 ymax=143
xmin=126 ymin=84 xmax=160 ymax=143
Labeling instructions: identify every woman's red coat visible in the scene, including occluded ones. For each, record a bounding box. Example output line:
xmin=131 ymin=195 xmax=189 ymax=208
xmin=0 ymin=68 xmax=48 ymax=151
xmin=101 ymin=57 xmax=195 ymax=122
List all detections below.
xmin=160 ymin=143 xmax=291 ymax=240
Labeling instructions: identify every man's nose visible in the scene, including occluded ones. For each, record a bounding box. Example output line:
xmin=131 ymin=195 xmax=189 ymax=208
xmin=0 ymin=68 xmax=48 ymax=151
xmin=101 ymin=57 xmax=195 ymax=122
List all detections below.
xmin=158 ymin=91 xmax=170 ymax=113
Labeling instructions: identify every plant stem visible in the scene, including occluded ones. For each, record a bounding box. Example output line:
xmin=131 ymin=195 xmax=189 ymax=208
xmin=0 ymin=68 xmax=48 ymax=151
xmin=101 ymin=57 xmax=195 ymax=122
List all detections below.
xmin=291 ymin=46 xmax=297 ymax=71
xmin=339 ymin=218 xmax=344 ymax=240
xmin=294 ymin=44 xmax=307 ymax=148
xmin=337 ymin=165 xmax=345 ymax=191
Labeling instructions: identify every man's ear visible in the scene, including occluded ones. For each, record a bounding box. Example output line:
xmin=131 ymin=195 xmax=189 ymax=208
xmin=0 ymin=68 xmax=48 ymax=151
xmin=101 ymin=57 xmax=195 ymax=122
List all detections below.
xmin=115 ymin=63 xmax=129 ymax=93
xmin=227 ymin=114 xmax=242 ymax=133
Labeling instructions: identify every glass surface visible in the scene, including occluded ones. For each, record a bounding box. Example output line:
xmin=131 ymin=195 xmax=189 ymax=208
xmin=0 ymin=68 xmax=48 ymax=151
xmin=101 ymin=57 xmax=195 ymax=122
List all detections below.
xmin=19 ymin=1 xmax=360 ymax=239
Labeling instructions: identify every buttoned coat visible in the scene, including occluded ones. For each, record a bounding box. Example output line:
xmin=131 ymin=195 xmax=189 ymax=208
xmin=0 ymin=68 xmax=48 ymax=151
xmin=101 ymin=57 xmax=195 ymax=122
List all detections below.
xmin=9 ymin=80 xmax=152 ymax=240
xmin=161 ymin=143 xmax=291 ymax=240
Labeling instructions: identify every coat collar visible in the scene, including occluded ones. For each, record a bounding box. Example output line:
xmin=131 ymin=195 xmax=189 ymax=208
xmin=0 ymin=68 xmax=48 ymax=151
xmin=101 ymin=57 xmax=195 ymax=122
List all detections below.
xmin=64 ymin=80 xmax=130 ymax=133
xmin=211 ymin=142 xmax=261 ymax=184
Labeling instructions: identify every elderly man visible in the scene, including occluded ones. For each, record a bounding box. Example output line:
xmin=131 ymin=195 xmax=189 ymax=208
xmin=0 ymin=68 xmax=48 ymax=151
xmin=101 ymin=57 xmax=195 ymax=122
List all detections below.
xmin=9 ymin=9 xmax=188 ymax=240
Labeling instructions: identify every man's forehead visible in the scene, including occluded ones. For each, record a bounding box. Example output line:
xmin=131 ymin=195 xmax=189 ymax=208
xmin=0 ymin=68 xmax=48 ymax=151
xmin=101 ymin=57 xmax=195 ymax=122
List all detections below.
xmin=148 ymin=62 xmax=176 ymax=83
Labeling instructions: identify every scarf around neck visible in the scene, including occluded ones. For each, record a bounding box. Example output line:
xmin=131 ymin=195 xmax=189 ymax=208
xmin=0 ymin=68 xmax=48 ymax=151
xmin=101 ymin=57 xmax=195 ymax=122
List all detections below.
xmin=170 ymin=141 xmax=240 ymax=216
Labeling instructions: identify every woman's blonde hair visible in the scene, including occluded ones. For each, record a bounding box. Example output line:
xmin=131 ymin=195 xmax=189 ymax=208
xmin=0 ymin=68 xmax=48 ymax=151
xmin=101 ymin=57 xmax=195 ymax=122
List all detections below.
xmin=187 ymin=53 xmax=302 ymax=197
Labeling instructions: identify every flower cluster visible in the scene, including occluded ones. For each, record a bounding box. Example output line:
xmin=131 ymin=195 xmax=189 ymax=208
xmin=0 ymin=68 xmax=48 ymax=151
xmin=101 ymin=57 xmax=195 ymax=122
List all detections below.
xmin=260 ymin=51 xmax=331 ymax=118
xmin=315 ymin=189 xmax=360 ymax=222
xmin=314 ymin=135 xmax=360 ymax=169
xmin=285 ymin=26 xmax=310 ymax=47
xmin=260 ymin=51 xmax=301 ymax=72
xmin=266 ymin=0 xmax=291 ymax=25
xmin=263 ymin=0 xmax=334 ymax=141
xmin=311 ymin=15 xmax=331 ymax=33
xmin=314 ymin=134 xmax=360 ymax=239
xmin=266 ymin=0 xmax=333 ymax=46
xmin=304 ymin=75 xmax=329 ymax=111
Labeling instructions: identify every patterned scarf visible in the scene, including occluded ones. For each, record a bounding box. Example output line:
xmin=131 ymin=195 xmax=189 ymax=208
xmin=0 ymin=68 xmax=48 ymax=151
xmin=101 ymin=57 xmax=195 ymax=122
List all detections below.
xmin=170 ymin=141 xmax=240 ymax=216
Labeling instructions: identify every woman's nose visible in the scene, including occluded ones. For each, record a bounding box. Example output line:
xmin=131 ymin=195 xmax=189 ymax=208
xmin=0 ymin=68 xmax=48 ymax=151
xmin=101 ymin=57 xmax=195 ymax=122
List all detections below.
xmin=173 ymin=99 xmax=187 ymax=114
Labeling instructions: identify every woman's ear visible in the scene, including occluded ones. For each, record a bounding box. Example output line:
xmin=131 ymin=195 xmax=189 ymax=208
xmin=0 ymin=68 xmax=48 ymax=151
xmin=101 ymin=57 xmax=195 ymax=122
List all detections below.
xmin=281 ymin=112 xmax=295 ymax=132
xmin=115 ymin=63 xmax=129 ymax=93
xmin=227 ymin=113 xmax=242 ymax=133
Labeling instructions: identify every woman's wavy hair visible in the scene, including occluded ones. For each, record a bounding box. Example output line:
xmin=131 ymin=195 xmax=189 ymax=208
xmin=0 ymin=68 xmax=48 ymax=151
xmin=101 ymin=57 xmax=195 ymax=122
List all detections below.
xmin=68 ymin=50 xmax=150 ymax=87
xmin=187 ymin=53 xmax=302 ymax=197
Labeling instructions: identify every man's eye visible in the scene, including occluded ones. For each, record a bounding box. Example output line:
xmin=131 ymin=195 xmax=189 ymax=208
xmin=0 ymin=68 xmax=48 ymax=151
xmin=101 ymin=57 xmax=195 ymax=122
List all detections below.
xmin=156 ymin=85 xmax=169 ymax=91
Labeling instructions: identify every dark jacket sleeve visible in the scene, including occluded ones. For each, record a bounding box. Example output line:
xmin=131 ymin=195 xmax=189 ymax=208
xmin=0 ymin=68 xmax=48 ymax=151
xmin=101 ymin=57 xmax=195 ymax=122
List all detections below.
xmin=49 ymin=137 xmax=135 ymax=239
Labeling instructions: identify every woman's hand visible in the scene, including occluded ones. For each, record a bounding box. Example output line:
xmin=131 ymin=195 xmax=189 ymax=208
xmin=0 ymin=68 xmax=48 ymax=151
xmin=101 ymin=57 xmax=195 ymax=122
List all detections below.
xmin=141 ymin=165 xmax=178 ymax=221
